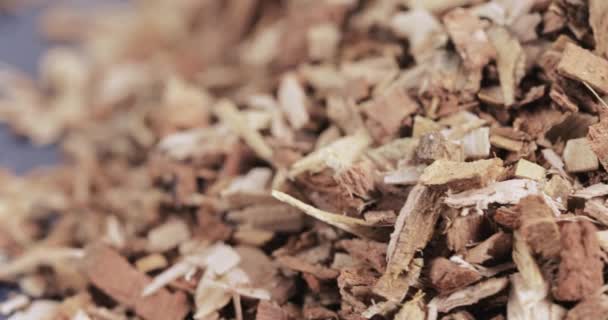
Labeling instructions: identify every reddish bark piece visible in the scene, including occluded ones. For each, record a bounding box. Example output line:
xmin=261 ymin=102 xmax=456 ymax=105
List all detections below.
xmin=83 ymin=244 xmax=189 ymax=320
xmin=429 ymin=257 xmax=482 ymax=294
xmin=553 ymin=221 xmax=604 ymax=301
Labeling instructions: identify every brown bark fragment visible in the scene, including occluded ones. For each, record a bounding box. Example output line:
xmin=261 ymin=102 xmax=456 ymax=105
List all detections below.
xmin=363 ymin=86 xmax=418 ymax=137
xmin=557 ymin=43 xmax=608 ymax=94
xmin=333 ymin=162 xmax=375 ymax=200
xmin=420 ymin=158 xmax=504 ymax=191
xmin=566 ymin=295 xmax=608 ymax=320
xmin=465 ymin=232 xmax=513 ymax=265
xmin=590 ymin=0 xmax=608 ymax=59
xmin=303 ymin=305 xmax=338 ymax=320
xmin=553 ymin=221 xmax=604 ymax=302
xmin=446 ymin=214 xmax=484 ymax=253
xmin=517 ymin=195 xmax=561 ymax=259
xmin=563 ymin=138 xmax=599 ymax=173
xmin=433 ymin=277 xmax=509 ymax=313
xmin=83 ymin=244 xmax=189 ymax=320
xmin=443 ymin=8 xmax=495 ymax=71
xmin=588 ymin=119 xmax=608 ymax=171
xmin=374 ymin=184 xmax=442 ymax=302
xmin=440 ymin=311 xmax=476 ymax=320
xmin=337 ymin=239 xmax=387 ymax=273
xmin=429 ymin=257 xmax=482 ymax=294
xmin=256 ymin=301 xmax=290 ymax=320
xmin=493 ymin=207 xmax=521 ymax=229
xmin=416 ymin=132 xmax=464 ymax=164
xmin=276 ymin=255 xmax=339 ymax=280
xmin=584 ymin=200 xmax=608 ymax=226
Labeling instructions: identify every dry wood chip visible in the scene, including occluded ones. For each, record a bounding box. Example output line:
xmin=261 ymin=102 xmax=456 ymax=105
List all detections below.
xmin=412 ymin=116 xmax=442 ymax=138
xmin=553 ymin=221 xmax=604 ymax=301
xmin=363 ymin=86 xmax=418 ymax=136
xmin=363 ymin=210 xmax=397 ymax=226
xmin=490 ymin=134 xmax=524 ymax=152
xmin=574 ymin=183 xmax=608 ymax=199
xmin=557 ymin=43 xmax=608 ymax=94
xmin=83 ymin=245 xmax=189 ymax=320
xmin=443 ymin=8 xmax=495 ymax=71
xmin=384 ymin=165 xmax=425 ymax=186
xmin=419 ymin=158 xmax=503 ymax=190
xmin=507 ymin=231 xmax=566 ymax=320
xmin=146 ymin=220 xmax=190 ymax=253
xmin=374 ymin=185 xmax=442 ymax=302
xmin=289 ymin=130 xmax=371 ymax=177
xmin=390 ymin=9 xmax=447 ymax=62
xmin=514 ymin=159 xmax=546 ymax=181
xmin=429 ymin=277 xmax=509 ymax=314
xmin=584 ymin=200 xmax=608 ymax=226
xmin=278 ymin=73 xmax=310 ymax=130
xmin=488 ymin=26 xmax=526 ymax=106
xmin=326 ymin=95 xmax=365 ymax=135
xmin=446 ymin=214 xmax=484 ymax=253
xmin=429 ymin=257 xmax=482 ymax=294
xmin=334 ymin=161 xmax=376 ymax=199
xmin=135 ymin=254 xmax=168 ymax=273
xmin=445 ymin=179 xmax=561 ymax=215
xmin=337 ymin=239 xmax=387 ymax=273
xmin=271 ymin=190 xmax=384 ymax=240
xmin=461 ymin=127 xmax=490 ymax=159
xmin=440 ymin=311 xmax=475 ymax=320
xmin=465 ymin=231 xmax=512 ymax=265
xmin=517 ymin=195 xmax=561 ymax=259
xmin=590 ymin=0 xmax=608 ymax=58
xmin=588 ymin=119 xmax=608 ymax=171
xmin=226 ymin=203 xmax=303 ymax=232
xmin=214 ymin=100 xmax=273 ymax=161
xmin=415 ymin=132 xmax=463 ymax=163
xmin=394 ymin=291 xmax=426 ymax=320
xmin=541 ymin=149 xmax=567 ymax=175
xmin=255 ymin=301 xmax=290 ymax=320
xmin=307 ymin=23 xmax=341 ymax=61
xmin=563 ymin=138 xmax=599 ymax=173
xmin=565 ymin=295 xmax=608 ymax=320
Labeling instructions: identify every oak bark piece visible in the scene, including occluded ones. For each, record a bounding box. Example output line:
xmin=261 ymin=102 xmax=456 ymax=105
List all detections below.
xmin=557 ymin=43 xmax=608 ymax=94
xmin=514 ymin=159 xmax=546 ymax=181
xmin=465 ymin=232 xmax=513 ymax=265
xmin=563 ymin=138 xmax=599 ymax=173
xmin=420 ymin=158 xmax=504 ymax=191
xmin=256 ymin=301 xmax=290 ymax=320
xmin=517 ymin=195 xmax=561 ymax=259
xmin=374 ymin=185 xmax=442 ymax=302
xmin=446 ymin=214 xmax=484 ymax=253
xmin=584 ymin=200 xmax=608 ymax=227
xmin=416 ymin=132 xmax=463 ymax=163
xmin=363 ymin=86 xmax=418 ymax=137
xmin=588 ymin=119 xmax=608 ymax=171
xmin=83 ymin=245 xmax=189 ymax=320
xmin=431 ymin=277 xmax=509 ymax=313
xmin=565 ymin=295 xmax=608 ymax=320
xmin=590 ymin=0 xmax=608 ymax=58
xmin=553 ymin=221 xmax=604 ymax=302
xmin=429 ymin=257 xmax=482 ymax=294
xmin=488 ymin=26 xmax=525 ymax=106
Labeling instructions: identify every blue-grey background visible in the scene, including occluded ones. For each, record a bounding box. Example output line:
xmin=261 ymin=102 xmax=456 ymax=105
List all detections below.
xmin=0 ymin=0 xmax=114 ymax=313
xmin=0 ymin=3 xmax=61 ymax=174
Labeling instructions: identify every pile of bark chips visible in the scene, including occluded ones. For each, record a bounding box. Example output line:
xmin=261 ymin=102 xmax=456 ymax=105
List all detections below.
xmin=2 ymin=0 xmax=608 ymax=319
